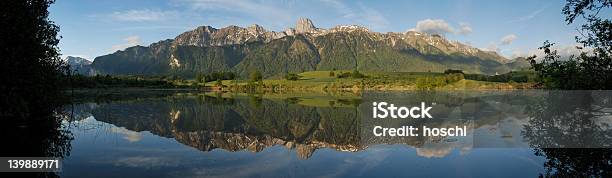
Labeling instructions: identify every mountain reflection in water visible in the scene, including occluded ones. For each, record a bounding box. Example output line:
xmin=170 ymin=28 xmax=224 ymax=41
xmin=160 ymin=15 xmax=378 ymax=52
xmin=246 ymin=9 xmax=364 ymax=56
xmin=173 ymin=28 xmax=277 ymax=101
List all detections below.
xmin=69 ymin=92 xmax=364 ymax=160
xmin=61 ymin=90 xmax=612 ymax=177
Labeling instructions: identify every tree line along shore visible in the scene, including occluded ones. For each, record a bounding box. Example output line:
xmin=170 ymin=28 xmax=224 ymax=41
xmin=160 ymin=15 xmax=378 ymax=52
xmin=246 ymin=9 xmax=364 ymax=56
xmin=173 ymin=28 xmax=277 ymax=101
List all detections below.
xmin=65 ymin=69 xmax=538 ymax=92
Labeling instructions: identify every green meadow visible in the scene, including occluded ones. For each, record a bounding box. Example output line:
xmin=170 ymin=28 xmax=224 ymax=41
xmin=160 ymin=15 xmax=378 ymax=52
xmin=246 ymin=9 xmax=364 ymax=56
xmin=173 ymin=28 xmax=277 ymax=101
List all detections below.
xmin=194 ymin=70 xmax=537 ymax=91
xmin=68 ymin=69 xmax=536 ymax=91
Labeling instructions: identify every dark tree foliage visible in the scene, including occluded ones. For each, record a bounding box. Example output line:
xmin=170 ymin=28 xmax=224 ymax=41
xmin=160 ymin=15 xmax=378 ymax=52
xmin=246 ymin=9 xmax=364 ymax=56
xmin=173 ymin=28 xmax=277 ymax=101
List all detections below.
xmin=284 ymin=73 xmax=300 ymax=81
xmin=0 ymin=1 xmax=73 ymax=177
xmin=351 ymin=70 xmax=365 ymax=78
xmin=336 ymin=72 xmax=351 ymax=78
xmin=1 ymin=0 xmax=68 ymax=121
xmin=524 ymin=1 xmax=612 ymax=176
xmin=70 ymin=74 xmax=175 ymax=88
xmin=443 ymin=69 xmax=464 ymax=74
xmin=522 ymin=91 xmax=612 ymax=177
xmin=204 ymin=71 xmax=235 ymax=82
xmin=529 ymin=0 xmax=612 ymax=89
xmin=250 ymin=70 xmax=263 ymax=82
xmin=535 ymin=148 xmax=612 ymax=177
xmin=215 ymin=78 xmax=223 ymax=86
xmin=337 ymin=70 xmax=366 ymax=78
xmin=464 ymin=71 xmax=533 ymax=83
xmin=196 ymin=72 xmax=205 ymax=83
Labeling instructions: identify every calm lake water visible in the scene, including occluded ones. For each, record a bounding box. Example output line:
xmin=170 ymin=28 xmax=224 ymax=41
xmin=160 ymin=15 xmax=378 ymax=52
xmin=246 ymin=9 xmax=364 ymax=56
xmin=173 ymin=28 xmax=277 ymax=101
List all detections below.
xmin=57 ymin=90 xmax=612 ymax=177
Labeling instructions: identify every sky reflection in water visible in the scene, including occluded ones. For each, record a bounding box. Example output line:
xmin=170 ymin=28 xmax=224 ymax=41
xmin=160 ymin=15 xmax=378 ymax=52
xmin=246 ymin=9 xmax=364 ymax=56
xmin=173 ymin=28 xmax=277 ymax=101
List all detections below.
xmin=58 ymin=90 xmax=612 ymax=177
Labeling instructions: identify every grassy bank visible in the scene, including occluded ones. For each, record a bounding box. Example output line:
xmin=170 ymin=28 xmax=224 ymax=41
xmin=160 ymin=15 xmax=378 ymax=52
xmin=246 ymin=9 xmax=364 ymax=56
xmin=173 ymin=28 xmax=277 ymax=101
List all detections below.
xmin=199 ymin=70 xmax=538 ymax=91
xmin=69 ymin=70 xmax=538 ymax=92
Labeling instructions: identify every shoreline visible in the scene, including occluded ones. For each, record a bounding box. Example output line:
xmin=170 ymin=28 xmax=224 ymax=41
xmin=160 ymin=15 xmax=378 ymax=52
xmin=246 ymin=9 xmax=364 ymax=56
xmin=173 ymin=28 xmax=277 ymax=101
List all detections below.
xmin=64 ymin=82 xmax=541 ymax=94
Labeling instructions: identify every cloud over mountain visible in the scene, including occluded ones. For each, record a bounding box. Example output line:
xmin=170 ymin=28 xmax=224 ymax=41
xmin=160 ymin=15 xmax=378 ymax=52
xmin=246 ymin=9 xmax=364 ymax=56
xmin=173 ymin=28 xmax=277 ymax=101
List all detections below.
xmin=500 ymin=34 xmax=517 ymax=45
xmin=410 ymin=19 xmax=472 ymax=36
xmin=413 ymin=19 xmax=454 ymax=35
xmin=111 ymin=36 xmax=141 ymax=52
xmin=458 ymin=23 xmax=473 ymax=35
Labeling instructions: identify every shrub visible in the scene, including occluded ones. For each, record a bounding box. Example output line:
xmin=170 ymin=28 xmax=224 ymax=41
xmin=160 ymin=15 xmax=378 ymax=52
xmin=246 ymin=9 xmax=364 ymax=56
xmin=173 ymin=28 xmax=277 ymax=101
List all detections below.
xmin=196 ymin=72 xmax=205 ymax=83
xmin=416 ymin=76 xmax=449 ymax=90
xmin=250 ymin=70 xmax=263 ymax=82
xmin=284 ymin=73 xmax=300 ymax=81
xmin=215 ymin=79 xmax=223 ymax=87
xmin=336 ymin=72 xmax=352 ymax=78
xmin=203 ymin=71 xmax=235 ymax=82
xmin=444 ymin=73 xmax=464 ymax=83
xmin=444 ymin=69 xmax=464 ymax=74
xmin=351 ymin=70 xmax=365 ymax=78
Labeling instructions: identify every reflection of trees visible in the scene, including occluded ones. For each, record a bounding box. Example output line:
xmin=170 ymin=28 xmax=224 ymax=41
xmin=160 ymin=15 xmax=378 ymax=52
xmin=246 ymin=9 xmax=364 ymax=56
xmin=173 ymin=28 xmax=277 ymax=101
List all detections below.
xmin=534 ymin=148 xmax=612 ymax=177
xmin=2 ymin=115 xmax=73 ymax=158
xmin=1 ymin=0 xmax=74 ymax=176
xmin=84 ymin=94 xmax=362 ymax=159
xmin=522 ymin=91 xmax=612 ymax=176
xmin=84 ymin=91 xmax=537 ymax=159
xmin=523 ymin=91 xmax=611 ymax=147
xmin=1 ymin=113 xmax=73 ymax=178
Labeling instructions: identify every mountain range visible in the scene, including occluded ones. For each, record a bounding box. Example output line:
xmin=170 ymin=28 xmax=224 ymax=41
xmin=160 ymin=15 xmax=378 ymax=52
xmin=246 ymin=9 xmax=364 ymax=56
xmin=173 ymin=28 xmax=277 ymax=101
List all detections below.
xmin=78 ymin=18 xmax=530 ymax=78
xmin=65 ymin=56 xmax=94 ymax=76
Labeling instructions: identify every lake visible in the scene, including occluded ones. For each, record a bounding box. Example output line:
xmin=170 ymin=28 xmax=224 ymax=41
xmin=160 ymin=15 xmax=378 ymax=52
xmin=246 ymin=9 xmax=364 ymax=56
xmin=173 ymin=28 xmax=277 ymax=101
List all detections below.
xmin=56 ymin=90 xmax=612 ymax=177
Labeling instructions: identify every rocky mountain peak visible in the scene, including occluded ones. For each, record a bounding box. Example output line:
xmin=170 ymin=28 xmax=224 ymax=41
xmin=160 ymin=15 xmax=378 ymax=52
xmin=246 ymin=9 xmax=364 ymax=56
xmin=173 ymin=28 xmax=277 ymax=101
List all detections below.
xmin=247 ymin=24 xmax=266 ymax=35
xmin=65 ymin=56 xmax=94 ymax=75
xmin=197 ymin=25 xmax=217 ymax=33
xmin=66 ymin=56 xmax=92 ymax=65
xmin=93 ymin=19 xmax=523 ymax=76
xmin=329 ymin=25 xmax=369 ymax=33
xmin=295 ymin=18 xmax=317 ymax=33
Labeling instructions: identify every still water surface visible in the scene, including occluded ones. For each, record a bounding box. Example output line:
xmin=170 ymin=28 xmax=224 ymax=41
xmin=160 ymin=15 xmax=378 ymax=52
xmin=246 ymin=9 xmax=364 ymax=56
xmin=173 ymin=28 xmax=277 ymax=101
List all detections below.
xmin=58 ymin=90 xmax=612 ymax=177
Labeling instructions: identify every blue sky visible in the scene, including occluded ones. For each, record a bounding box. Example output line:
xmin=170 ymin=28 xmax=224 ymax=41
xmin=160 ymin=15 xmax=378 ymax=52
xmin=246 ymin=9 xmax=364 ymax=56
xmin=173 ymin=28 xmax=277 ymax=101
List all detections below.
xmin=50 ymin=0 xmax=583 ymax=61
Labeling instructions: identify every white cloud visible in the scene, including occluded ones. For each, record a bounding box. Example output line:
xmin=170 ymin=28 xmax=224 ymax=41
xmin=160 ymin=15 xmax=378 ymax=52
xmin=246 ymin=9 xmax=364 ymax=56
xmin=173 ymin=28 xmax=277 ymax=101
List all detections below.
xmin=416 ymin=147 xmax=453 ymax=158
xmin=416 ymin=137 xmax=473 ymax=158
xmin=510 ymin=50 xmax=525 ymax=59
xmin=411 ymin=19 xmax=472 ymax=36
xmin=500 ymin=34 xmax=517 ymax=45
xmin=557 ymin=45 xmax=590 ymax=58
xmin=485 ymin=43 xmax=586 ymax=60
xmin=521 ymin=43 xmax=591 ymax=60
xmin=110 ymin=126 xmax=142 ymax=142
xmin=480 ymin=42 xmax=500 ymax=52
xmin=111 ymin=36 xmax=141 ymax=52
xmin=109 ymin=9 xmax=178 ymax=22
xmin=414 ymin=19 xmax=455 ymax=35
xmin=480 ymin=34 xmax=518 ymax=58
xmin=458 ymin=22 xmax=472 ymax=35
